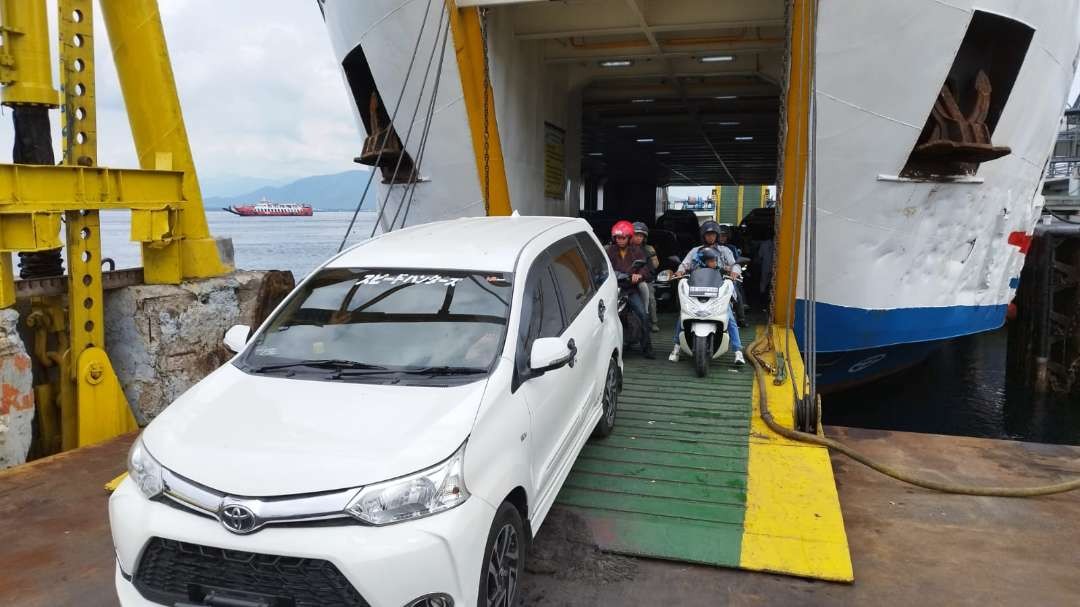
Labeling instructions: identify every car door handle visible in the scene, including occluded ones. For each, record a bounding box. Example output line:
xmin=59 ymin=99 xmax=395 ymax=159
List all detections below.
xmin=597 ymin=300 xmax=606 ymax=322
xmin=567 ymin=338 xmax=577 ymax=368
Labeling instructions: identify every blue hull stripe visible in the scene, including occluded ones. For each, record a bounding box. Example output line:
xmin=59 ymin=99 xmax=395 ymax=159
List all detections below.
xmin=795 ymin=300 xmax=1007 ymax=352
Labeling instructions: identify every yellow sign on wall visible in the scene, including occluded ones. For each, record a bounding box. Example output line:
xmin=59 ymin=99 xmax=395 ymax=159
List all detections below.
xmin=544 ymin=122 xmax=565 ymax=200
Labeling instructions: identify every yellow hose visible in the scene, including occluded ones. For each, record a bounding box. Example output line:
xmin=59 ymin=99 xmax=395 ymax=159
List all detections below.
xmin=748 ymin=333 xmax=1080 ymax=497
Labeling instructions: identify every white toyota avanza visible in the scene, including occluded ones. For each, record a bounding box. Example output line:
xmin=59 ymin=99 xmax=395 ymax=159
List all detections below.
xmin=110 ymin=216 xmax=623 ymax=607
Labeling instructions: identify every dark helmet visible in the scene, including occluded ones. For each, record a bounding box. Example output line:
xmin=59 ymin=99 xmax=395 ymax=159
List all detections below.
xmin=698 ymin=247 xmax=721 ymax=264
xmin=632 ymin=221 xmax=649 ymax=237
xmin=700 ymin=220 xmax=721 ymax=239
xmin=718 ymin=224 xmax=734 ymax=236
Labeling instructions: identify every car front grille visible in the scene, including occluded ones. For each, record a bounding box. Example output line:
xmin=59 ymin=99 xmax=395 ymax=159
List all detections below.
xmin=134 ymin=537 xmax=370 ymax=607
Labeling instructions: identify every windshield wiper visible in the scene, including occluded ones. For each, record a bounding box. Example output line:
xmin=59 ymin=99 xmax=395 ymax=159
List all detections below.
xmin=403 ymin=365 xmax=488 ymax=376
xmin=253 ymin=359 xmax=393 ymax=373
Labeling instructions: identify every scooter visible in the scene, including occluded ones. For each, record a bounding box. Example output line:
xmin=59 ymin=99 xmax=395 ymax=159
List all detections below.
xmin=676 ymin=267 xmax=736 ymax=377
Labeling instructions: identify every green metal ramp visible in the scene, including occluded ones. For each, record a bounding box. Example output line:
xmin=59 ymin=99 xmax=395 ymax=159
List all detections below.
xmin=556 ymin=322 xmax=756 ymax=567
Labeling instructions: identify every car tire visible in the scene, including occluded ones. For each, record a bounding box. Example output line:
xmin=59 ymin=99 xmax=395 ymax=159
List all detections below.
xmin=592 ymin=358 xmax=620 ymax=438
xmin=478 ymin=501 xmax=525 ymax=607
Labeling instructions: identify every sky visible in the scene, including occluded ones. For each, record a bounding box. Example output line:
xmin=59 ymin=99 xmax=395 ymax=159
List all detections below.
xmin=0 ymin=0 xmax=361 ymax=195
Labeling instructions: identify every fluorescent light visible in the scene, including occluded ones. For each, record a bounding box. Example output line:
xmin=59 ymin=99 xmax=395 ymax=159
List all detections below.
xmin=735 ymin=136 xmax=754 ymax=141
xmin=600 ymin=59 xmax=633 ymax=67
xmin=714 ymin=95 xmax=738 ymax=100
xmin=709 ymin=121 xmax=740 ymax=126
xmin=588 ymin=152 xmax=603 ymax=156
xmin=656 ymin=151 xmax=671 ymax=155
xmin=700 ymin=55 xmax=734 ymax=63
xmin=636 ymin=138 xmax=654 ymax=143
xmin=617 ymin=124 xmax=638 ymax=129
xmin=631 ymin=98 xmax=655 ymax=103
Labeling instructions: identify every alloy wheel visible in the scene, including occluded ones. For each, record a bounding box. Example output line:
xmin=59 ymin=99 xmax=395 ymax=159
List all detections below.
xmin=486 ymin=523 xmax=520 ymax=607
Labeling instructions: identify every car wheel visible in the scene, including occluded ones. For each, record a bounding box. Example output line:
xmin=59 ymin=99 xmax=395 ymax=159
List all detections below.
xmin=478 ymin=501 xmax=525 ymax=607
xmin=592 ymin=358 xmax=619 ymax=438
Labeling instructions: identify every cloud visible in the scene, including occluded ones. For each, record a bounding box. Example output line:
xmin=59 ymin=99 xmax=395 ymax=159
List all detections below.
xmin=0 ymin=0 xmax=361 ymax=183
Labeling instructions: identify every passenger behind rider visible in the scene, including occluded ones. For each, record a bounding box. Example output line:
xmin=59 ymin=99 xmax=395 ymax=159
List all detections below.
xmin=632 ymin=222 xmax=661 ymax=333
xmin=670 ymin=220 xmax=745 ymax=366
xmin=606 ymin=220 xmax=655 ymax=359
xmin=717 ymin=224 xmax=749 ymax=328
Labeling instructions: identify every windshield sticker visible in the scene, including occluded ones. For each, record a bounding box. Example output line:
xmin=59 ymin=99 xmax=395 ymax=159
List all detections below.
xmin=311 ymin=342 xmax=326 ymax=355
xmin=355 ymin=273 xmax=464 ymax=287
xmin=254 ymin=346 xmax=279 ymax=356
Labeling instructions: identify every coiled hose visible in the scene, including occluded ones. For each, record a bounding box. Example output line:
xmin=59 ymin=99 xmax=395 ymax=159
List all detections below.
xmin=747 ymin=333 xmax=1080 ymax=497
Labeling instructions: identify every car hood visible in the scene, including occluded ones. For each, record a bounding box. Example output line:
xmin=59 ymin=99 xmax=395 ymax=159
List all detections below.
xmin=142 ymin=365 xmax=487 ymax=497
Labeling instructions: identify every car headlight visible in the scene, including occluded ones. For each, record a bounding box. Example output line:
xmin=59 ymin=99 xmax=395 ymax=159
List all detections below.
xmin=127 ymin=436 xmax=164 ymax=499
xmin=345 ymin=441 xmax=469 ymax=526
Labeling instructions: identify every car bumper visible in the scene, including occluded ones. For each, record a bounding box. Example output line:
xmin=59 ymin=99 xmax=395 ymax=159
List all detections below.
xmin=109 ymin=477 xmax=495 ymax=607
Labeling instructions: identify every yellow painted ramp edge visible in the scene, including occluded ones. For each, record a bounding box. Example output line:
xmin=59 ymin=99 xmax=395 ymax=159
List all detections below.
xmin=739 ymin=325 xmax=854 ymax=582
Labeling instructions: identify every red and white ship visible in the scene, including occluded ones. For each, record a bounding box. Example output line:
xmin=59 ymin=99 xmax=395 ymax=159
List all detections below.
xmin=223 ymin=198 xmax=313 ymax=217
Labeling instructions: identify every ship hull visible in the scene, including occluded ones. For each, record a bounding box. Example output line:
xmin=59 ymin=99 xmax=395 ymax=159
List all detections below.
xmin=224 ymin=205 xmax=313 ymax=217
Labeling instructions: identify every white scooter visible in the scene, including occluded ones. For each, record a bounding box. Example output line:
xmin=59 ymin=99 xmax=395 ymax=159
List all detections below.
xmin=676 ymin=267 xmax=736 ymax=377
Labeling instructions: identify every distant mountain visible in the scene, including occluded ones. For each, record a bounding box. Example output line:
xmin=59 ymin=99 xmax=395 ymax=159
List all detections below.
xmin=201 ymin=175 xmax=288 ymax=198
xmin=205 ymin=170 xmax=379 ymax=211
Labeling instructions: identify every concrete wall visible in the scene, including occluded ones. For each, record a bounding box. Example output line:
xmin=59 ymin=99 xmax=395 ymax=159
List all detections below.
xmin=0 ymin=309 xmax=34 ymax=469
xmin=104 ymin=271 xmax=271 ymax=424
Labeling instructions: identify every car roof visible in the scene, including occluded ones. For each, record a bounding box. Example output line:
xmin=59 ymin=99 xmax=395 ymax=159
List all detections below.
xmin=329 ymin=215 xmax=580 ymax=273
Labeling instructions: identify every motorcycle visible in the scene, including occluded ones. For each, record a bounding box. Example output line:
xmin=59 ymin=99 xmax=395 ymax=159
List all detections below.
xmin=676 ymin=267 xmax=736 ymax=377
xmin=616 ymin=259 xmax=649 ymax=353
xmin=653 ymin=255 xmax=682 ymax=312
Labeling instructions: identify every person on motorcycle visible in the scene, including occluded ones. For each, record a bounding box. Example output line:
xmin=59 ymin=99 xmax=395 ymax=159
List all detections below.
xmin=606 ymin=220 xmax=655 ymax=359
xmin=717 ymin=224 xmax=749 ymax=328
xmin=671 ymin=220 xmax=745 ymax=366
xmin=632 ymin=221 xmax=661 ymax=333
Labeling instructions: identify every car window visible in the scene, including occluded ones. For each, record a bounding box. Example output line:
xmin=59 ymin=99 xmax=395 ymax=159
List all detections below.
xmin=237 ymin=268 xmax=513 ymax=377
xmin=549 ymin=240 xmax=592 ymax=322
xmin=575 ymin=232 xmax=609 ymax=290
xmin=526 ymin=264 xmax=564 ymax=343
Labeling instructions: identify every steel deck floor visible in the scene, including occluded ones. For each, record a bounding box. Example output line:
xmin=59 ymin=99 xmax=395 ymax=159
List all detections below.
xmin=556 ymin=319 xmax=757 ymax=568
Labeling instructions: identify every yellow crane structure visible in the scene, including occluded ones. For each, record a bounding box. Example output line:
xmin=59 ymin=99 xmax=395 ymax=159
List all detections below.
xmin=0 ymin=0 xmax=229 ymax=453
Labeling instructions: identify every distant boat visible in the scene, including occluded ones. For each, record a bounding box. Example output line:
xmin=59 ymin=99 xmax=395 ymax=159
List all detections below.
xmin=223 ymin=197 xmax=313 ymax=217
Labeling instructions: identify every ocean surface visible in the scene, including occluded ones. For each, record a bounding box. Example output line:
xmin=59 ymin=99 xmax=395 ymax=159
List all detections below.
xmin=95 ymin=211 xmax=1079 ymax=445
xmin=98 ymin=210 xmax=375 ymax=280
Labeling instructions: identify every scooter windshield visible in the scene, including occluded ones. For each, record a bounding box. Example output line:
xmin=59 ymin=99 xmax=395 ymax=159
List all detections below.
xmin=687 ymin=268 xmax=724 ymax=298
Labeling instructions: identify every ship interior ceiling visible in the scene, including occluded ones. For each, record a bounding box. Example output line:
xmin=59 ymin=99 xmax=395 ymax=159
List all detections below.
xmin=501 ymin=0 xmax=786 ymax=219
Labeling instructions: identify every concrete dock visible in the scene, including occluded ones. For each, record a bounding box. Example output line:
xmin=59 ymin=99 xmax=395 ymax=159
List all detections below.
xmin=2 ymin=426 xmax=1078 ymax=606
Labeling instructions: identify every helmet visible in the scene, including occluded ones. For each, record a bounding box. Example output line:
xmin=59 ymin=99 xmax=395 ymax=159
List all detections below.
xmin=700 ymin=220 xmax=721 ymax=239
xmin=632 ymin=221 xmax=649 ymax=237
xmin=718 ymin=224 xmax=734 ymax=236
xmin=698 ymin=247 xmax=721 ymax=263
xmin=611 ymin=220 xmax=634 ymax=239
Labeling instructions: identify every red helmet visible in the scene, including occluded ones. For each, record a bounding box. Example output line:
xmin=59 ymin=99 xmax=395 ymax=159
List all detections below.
xmin=611 ymin=220 xmax=634 ymax=239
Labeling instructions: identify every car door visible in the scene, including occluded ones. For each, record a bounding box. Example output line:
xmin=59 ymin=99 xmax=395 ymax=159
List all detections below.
xmin=514 ymin=253 xmax=579 ymax=498
xmin=549 ymin=236 xmax=605 ymax=418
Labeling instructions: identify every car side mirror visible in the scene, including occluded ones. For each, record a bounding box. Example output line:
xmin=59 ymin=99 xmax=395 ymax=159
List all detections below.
xmin=530 ymin=337 xmax=573 ymax=374
xmin=223 ymin=324 xmax=251 ymax=353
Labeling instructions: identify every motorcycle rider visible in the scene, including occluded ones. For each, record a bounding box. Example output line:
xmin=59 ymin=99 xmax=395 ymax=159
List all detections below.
xmin=606 ymin=220 xmax=655 ymax=358
xmin=717 ymin=224 xmax=749 ymax=328
xmin=671 ymin=220 xmax=745 ymax=366
xmin=632 ymin=222 xmax=661 ymax=333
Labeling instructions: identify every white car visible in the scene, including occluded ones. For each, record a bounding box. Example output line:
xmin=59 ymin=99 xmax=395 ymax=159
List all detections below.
xmin=109 ymin=216 xmax=624 ymax=607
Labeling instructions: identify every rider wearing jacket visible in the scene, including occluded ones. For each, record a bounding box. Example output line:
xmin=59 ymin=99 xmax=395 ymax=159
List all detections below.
xmin=606 ymin=220 xmax=655 ymax=358
xmin=632 ymin=222 xmax=660 ymax=333
xmin=671 ymin=220 xmax=745 ymax=366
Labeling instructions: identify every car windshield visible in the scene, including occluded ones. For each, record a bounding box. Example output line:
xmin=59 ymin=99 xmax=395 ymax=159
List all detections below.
xmin=236 ymin=268 xmax=513 ymax=378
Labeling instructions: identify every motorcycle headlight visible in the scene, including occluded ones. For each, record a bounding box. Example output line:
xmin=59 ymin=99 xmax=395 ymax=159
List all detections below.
xmin=127 ymin=436 xmax=164 ymax=499
xmin=345 ymin=441 xmax=469 ymax=526
xmin=657 ymin=270 xmax=673 ymax=282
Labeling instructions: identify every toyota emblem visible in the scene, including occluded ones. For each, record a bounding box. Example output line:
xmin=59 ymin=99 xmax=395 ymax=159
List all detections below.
xmin=220 ymin=504 xmax=258 ymax=534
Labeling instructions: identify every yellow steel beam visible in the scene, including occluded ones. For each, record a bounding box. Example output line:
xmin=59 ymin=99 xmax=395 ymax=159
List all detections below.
xmin=445 ymin=0 xmax=512 ymax=216
xmin=0 ymin=163 xmax=186 ymax=213
xmin=98 ymin=0 xmax=229 ymax=281
xmin=773 ymin=0 xmax=814 ymax=325
xmin=737 ymin=185 xmax=745 ymax=224
xmin=0 ymin=0 xmax=59 ymax=108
